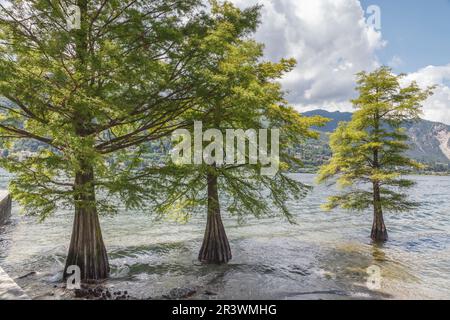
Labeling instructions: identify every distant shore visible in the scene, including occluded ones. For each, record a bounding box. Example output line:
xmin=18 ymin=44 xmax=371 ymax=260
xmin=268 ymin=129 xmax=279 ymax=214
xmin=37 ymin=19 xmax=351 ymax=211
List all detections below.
xmin=295 ymin=168 xmax=450 ymax=176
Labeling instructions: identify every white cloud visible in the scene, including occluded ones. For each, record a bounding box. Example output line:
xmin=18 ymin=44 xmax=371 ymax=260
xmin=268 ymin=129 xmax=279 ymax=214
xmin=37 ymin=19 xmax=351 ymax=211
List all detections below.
xmin=0 ymin=0 xmax=11 ymax=8
xmin=229 ymin=0 xmax=450 ymax=124
xmin=404 ymin=65 xmax=450 ymax=125
xmin=230 ymin=0 xmax=386 ymax=112
xmin=388 ymin=55 xmax=404 ymax=68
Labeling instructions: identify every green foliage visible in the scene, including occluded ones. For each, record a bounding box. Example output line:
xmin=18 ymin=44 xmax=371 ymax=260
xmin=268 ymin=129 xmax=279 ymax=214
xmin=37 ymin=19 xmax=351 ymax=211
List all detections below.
xmin=318 ymin=66 xmax=434 ymax=213
xmin=0 ymin=0 xmax=230 ymax=217
xmin=139 ymin=2 xmax=328 ymax=224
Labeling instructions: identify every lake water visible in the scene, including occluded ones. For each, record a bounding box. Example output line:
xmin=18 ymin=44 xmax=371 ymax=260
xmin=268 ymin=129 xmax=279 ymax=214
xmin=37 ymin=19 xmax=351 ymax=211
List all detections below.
xmin=1 ymin=172 xmax=450 ymax=300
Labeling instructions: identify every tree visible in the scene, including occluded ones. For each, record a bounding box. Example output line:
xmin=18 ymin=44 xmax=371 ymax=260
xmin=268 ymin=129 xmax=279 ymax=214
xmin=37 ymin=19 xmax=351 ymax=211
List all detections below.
xmin=144 ymin=2 xmax=327 ymax=264
xmin=318 ymin=67 xmax=434 ymax=242
xmin=0 ymin=0 xmax=221 ymax=281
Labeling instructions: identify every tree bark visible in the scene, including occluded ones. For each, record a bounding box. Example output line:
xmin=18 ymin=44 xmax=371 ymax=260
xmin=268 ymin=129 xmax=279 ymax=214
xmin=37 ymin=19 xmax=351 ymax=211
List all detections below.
xmin=371 ymin=181 xmax=388 ymax=242
xmin=61 ymin=0 xmax=108 ymax=282
xmin=64 ymin=162 xmax=109 ymax=282
xmin=198 ymin=172 xmax=232 ymax=264
xmin=371 ymin=115 xmax=388 ymax=243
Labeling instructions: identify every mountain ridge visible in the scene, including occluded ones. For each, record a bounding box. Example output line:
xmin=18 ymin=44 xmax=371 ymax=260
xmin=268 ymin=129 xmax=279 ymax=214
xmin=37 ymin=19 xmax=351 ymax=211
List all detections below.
xmin=299 ymin=109 xmax=450 ymax=171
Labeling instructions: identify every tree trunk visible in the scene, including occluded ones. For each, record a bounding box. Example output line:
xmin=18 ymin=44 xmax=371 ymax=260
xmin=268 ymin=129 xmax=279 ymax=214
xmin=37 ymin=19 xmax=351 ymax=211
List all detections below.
xmin=64 ymin=162 xmax=109 ymax=282
xmin=198 ymin=172 xmax=232 ymax=264
xmin=371 ymin=181 xmax=388 ymax=242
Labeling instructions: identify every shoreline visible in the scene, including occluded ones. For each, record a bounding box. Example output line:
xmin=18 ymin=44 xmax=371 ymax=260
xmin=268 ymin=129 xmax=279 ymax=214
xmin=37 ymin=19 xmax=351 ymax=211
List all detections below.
xmin=294 ymin=169 xmax=450 ymax=176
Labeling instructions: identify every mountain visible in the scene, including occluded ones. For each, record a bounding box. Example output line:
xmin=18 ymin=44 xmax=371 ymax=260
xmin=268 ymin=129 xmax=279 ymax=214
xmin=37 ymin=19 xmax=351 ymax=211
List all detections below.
xmin=298 ymin=109 xmax=450 ymax=172
xmin=303 ymin=109 xmax=352 ymax=132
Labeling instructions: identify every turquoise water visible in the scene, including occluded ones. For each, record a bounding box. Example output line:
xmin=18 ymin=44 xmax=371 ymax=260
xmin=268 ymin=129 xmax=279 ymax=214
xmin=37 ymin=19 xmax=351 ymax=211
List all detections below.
xmin=1 ymin=172 xmax=450 ymax=299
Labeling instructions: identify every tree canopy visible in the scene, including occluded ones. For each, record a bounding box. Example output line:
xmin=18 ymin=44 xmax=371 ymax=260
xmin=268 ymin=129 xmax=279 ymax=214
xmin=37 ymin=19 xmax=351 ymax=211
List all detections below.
xmin=0 ymin=0 xmax=274 ymax=279
xmin=0 ymin=0 xmax=224 ymax=218
xmin=318 ymin=66 xmax=434 ymax=241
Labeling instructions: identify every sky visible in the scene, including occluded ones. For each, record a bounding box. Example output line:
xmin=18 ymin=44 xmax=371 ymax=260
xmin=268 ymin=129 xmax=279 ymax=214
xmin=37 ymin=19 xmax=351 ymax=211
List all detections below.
xmin=1 ymin=0 xmax=449 ymax=124
xmin=230 ymin=0 xmax=450 ymax=124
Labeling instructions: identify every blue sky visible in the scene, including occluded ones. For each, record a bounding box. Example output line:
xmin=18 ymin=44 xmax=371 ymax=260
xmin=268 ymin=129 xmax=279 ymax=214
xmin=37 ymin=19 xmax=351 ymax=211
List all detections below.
xmin=2 ymin=0 xmax=449 ymax=123
xmin=232 ymin=0 xmax=450 ymax=124
xmin=361 ymin=0 xmax=450 ymax=73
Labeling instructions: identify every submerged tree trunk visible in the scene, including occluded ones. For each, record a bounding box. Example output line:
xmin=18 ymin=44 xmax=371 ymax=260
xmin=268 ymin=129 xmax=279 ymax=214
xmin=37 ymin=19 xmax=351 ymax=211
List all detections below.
xmin=198 ymin=172 xmax=232 ymax=264
xmin=64 ymin=162 xmax=109 ymax=282
xmin=371 ymin=181 xmax=388 ymax=242
xmin=61 ymin=1 xmax=108 ymax=282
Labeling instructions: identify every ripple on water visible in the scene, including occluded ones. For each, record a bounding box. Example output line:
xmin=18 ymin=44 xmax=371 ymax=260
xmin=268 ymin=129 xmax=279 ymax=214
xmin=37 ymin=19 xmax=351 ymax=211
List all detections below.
xmin=1 ymin=174 xmax=450 ymax=299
